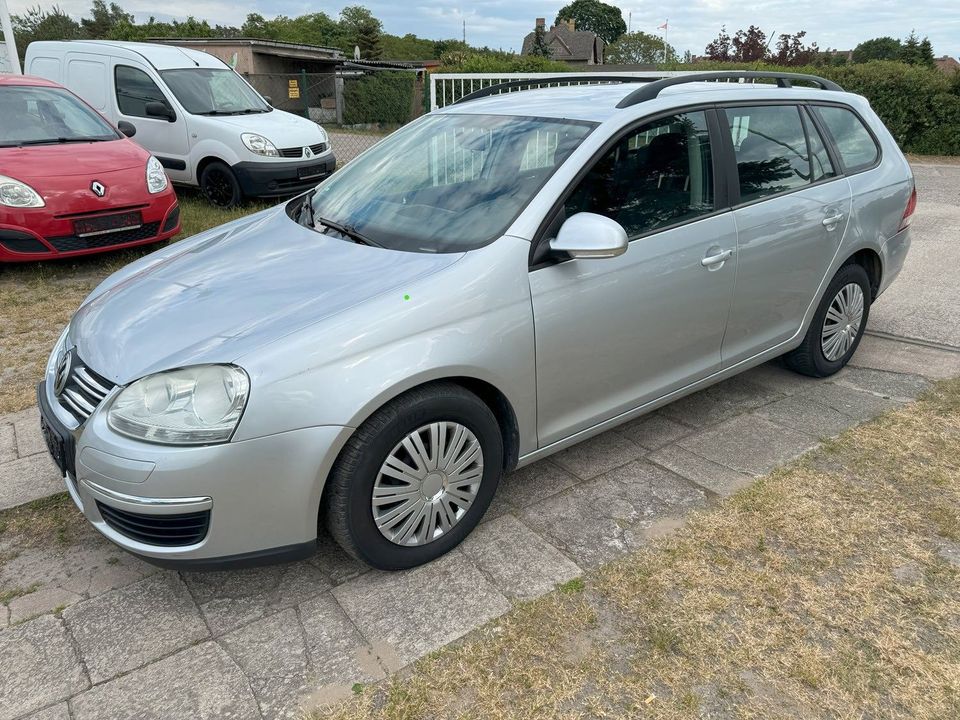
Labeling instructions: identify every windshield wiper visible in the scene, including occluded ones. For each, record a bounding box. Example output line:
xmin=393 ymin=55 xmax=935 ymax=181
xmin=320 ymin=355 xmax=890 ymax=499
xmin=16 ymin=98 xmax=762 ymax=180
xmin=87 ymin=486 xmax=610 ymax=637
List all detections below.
xmin=197 ymin=109 xmax=267 ymax=116
xmin=294 ymin=191 xmax=380 ymax=247
xmin=13 ymin=137 xmax=110 ymax=146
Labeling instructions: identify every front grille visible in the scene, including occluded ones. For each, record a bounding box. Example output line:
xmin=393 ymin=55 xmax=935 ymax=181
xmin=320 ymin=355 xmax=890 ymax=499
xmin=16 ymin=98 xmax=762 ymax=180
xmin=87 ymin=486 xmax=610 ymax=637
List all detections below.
xmin=47 ymin=222 xmax=161 ymax=252
xmin=56 ymin=350 xmax=116 ymax=423
xmin=278 ymin=142 xmax=328 ymax=158
xmin=96 ymin=502 xmax=210 ymax=547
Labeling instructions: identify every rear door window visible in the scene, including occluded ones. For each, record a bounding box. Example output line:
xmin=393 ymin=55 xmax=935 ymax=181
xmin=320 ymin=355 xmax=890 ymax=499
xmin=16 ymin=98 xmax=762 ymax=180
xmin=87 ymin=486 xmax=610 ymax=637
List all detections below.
xmin=812 ymin=105 xmax=880 ymax=172
xmin=801 ymin=108 xmax=836 ymax=182
xmin=724 ymin=105 xmax=812 ymax=202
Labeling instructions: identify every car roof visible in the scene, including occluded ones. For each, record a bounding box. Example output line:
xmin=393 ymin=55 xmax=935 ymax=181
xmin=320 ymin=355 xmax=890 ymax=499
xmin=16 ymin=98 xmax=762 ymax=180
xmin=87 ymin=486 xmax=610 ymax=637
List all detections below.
xmin=0 ymin=73 xmax=62 ymax=88
xmin=439 ymin=81 xmax=862 ymax=123
xmin=31 ymin=40 xmax=227 ymax=71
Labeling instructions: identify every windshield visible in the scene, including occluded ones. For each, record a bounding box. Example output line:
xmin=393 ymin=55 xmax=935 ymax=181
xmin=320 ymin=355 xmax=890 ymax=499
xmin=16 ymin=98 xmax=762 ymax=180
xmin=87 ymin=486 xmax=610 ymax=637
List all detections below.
xmin=305 ymin=113 xmax=595 ymax=253
xmin=159 ymin=68 xmax=270 ymax=115
xmin=0 ymin=86 xmax=120 ymax=147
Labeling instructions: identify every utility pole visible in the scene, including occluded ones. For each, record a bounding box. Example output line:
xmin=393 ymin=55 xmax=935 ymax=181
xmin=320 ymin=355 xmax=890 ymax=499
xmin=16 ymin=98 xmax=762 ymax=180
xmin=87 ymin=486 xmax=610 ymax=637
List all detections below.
xmin=462 ymin=19 xmax=466 ymax=44
xmin=0 ymin=0 xmax=22 ymax=75
xmin=628 ymin=11 xmax=631 ymax=34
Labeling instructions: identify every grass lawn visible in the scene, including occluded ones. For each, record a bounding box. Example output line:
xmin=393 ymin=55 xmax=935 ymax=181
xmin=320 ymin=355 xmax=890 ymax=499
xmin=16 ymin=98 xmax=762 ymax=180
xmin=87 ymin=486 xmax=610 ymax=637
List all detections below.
xmin=0 ymin=192 xmax=267 ymax=415
xmin=316 ymin=379 xmax=960 ymax=720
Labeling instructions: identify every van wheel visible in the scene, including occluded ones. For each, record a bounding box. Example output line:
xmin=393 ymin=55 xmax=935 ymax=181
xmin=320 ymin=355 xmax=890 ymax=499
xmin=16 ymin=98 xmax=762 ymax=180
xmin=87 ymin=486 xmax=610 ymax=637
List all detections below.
xmin=784 ymin=263 xmax=871 ymax=377
xmin=325 ymin=383 xmax=503 ymax=570
xmin=200 ymin=162 xmax=242 ymax=207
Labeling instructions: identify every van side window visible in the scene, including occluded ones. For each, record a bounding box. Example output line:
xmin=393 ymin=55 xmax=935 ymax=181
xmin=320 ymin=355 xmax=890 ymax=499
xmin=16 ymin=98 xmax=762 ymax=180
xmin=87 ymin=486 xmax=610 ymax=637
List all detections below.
xmin=812 ymin=105 xmax=880 ymax=172
xmin=115 ymin=66 xmax=171 ymax=118
xmin=564 ymin=111 xmax=715 ymax=238
xmin=725 ymin=105 xmax=814 ymax=202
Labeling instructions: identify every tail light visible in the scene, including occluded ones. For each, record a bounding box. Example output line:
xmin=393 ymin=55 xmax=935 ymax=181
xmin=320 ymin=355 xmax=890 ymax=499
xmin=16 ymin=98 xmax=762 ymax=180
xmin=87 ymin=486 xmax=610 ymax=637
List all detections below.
xmin=899 ymin=184 xmax=917 ymax=231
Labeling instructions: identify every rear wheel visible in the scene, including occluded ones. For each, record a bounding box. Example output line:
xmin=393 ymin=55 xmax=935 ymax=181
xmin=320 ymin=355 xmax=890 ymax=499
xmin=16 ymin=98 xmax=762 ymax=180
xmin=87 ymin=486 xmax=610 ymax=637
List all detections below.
xmin=784 ymin=263 xmax=871 ymax=377
xmin=200 ymin=161 xmax=242 ymax=208
xmin=325 ymin=383 xmax=503 ymax=570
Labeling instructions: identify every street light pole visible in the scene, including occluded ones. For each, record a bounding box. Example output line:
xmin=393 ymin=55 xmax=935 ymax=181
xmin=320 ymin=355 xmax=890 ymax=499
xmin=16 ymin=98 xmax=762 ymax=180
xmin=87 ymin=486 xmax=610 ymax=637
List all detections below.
xmin=0 ymin=0 xmax=22 ymax=74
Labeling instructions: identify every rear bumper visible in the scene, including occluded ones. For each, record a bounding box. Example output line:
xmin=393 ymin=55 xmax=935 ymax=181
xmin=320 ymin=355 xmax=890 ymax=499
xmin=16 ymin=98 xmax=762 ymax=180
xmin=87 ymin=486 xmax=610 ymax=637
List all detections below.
xmin=0 ymin=195 xmax=180 ymax=262
xmin=232 ymin=154 xmax=336 ymax=198
xmin=877 ymin=225 xmax=911 ymax=297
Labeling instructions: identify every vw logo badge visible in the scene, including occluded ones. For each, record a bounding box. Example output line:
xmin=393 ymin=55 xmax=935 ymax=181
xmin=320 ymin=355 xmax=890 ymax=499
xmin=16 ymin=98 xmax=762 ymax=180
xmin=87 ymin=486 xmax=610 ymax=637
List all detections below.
xmin=54 ymin=350 xmax=72 ymax=397
xmin=91 ymin=181 xmax=106 ymax=197
xmin=304 ymin=146 xmax=313 ymax=159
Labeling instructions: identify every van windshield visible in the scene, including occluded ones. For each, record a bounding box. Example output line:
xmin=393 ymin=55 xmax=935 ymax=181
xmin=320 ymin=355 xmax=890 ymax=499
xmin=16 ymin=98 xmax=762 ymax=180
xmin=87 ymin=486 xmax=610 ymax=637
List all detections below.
xmin=159 ymin=69 xmax=270 ymax=115
xmin=0 ymin=86 xmax=120 ymax=147
xmin=300 ymin=113 xmax=595 ymax=253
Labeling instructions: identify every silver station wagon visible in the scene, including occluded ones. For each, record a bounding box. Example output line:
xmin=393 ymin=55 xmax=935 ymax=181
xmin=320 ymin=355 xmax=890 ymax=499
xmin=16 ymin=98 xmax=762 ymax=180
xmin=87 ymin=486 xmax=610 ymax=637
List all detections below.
xmin=39 ymin=71 xmax=915 ymax=570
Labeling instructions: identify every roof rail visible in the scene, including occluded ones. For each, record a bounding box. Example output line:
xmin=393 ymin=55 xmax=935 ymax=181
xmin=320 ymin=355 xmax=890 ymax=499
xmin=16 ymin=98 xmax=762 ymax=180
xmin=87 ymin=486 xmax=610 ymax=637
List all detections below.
xmin=454 ymin=75 xmax=658 ymax=105
xmin=615 ymin=71 xmax=843 ymax=108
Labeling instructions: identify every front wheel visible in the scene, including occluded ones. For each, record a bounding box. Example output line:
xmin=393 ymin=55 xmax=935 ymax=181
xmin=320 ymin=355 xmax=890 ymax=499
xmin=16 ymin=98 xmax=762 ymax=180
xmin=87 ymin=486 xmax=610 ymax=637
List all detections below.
xmin=784 ymin=263 xmax=871 ymax=377
xmin=325 ymin=383 xmax=503 ymax=570
xmin=199 ymin=161 xmax=242 ymax=208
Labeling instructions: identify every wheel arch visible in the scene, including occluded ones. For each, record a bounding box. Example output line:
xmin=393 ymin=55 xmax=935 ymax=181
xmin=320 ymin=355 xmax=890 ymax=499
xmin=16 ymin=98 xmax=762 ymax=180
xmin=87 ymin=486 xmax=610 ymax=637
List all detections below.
xmin=844 ymin=247 xmax=883 ymax=300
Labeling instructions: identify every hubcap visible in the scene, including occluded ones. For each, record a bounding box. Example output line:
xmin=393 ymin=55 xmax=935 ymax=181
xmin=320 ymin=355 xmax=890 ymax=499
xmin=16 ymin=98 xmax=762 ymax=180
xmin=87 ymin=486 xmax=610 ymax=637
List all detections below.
xmin=372 ymin=422 xmax=484 ymax=547
xmin=821 ymin=282 xmax=865 ymax=361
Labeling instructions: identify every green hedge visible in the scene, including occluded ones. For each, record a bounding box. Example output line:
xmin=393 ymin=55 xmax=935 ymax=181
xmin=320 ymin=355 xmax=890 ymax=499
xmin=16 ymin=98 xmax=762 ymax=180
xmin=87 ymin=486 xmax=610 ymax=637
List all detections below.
xmin=342 ymin=71 xmax=416 ymax=126
xmin=663 ymin=60 xmax=960 ymax=155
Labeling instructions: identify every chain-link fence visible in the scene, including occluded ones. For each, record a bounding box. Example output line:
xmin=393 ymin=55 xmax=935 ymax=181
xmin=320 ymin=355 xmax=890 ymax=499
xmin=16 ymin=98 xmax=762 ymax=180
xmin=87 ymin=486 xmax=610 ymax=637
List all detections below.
xmin=245 ymin=70 xmax=426 ymax=164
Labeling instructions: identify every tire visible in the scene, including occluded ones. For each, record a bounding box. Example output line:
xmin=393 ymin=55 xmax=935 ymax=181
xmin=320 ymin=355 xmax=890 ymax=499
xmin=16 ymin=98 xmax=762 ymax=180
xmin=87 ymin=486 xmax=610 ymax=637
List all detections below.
xmin=325 ymin=383 xmax=503 ymax=570
xmin=783 ymin=263 xmax=871 ymax=377
xmin=199 ymin=161 xmax=242 ymax=208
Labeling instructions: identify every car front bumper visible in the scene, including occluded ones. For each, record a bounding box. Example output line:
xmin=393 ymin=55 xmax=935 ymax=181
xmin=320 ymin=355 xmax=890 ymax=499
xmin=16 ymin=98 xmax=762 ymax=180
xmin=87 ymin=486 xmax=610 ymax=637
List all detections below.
xmin=232 ymin=153 xmax=336 ymax=198
xmin=38 ymin=375 xmax=352 ymax=569
xmin=0 ymin=196 xmax=180 ymax=262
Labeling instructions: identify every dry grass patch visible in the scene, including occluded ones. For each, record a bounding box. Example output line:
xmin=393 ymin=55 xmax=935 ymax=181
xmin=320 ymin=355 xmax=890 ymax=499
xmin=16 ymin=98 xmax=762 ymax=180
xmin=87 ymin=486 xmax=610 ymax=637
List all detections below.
xmin=0 ymin=194 xmax=263 ymax=414
xmin=316 ymin=379 xmax=960 ymax=720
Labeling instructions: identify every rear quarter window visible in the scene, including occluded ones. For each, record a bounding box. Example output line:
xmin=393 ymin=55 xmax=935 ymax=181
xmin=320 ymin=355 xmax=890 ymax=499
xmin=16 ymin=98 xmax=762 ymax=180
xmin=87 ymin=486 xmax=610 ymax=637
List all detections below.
xmin=813 ymin=106 xmax=880 ymax=172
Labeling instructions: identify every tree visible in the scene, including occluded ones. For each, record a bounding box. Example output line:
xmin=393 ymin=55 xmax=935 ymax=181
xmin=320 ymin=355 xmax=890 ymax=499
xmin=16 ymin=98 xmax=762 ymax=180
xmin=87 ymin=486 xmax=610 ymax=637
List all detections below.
xmin=732 ymin=25 xmax=768 ymax=62
xmin=606 ymin=31 xmax=674 ymax=64
xmin=852 ymin=36 xmax=901 ymax=63
xmin=898 ymin=31 xmax=935 ymax=67
xmin=11 ymin=5 xmax=82 ymax=58
xmin=553 ymin=0 xmax=626 ymax=45
xmin=704 ymin=25 xmax=732 ymax=61
xmin=339 ymin=5 xmax=382 ymax=59
xmin=773 ymin=31 xmax=818 ymax=66
xmin=80 ymin=0 xmax=133 ymax=39
xmin=529 ymin=23 xmax=552 ymax=58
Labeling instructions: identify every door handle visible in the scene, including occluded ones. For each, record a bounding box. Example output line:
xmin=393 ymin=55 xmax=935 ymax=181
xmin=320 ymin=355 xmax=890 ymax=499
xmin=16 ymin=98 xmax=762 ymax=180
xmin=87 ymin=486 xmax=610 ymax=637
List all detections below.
xmin=701 ymin=249 xmax=734 ymax=267
xmin=822 ymin=213 xmax=844 ymax=227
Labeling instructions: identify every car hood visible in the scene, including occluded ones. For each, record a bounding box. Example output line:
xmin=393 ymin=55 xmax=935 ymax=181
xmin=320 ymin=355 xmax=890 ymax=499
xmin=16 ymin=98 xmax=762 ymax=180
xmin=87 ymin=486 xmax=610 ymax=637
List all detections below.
xmin=196 ymin=108 xmax=325 ymax=146
xmin=70 ymin=206 xmax=463 ymax=384
xmin=0 ymin=139 xmax=146 ymax=180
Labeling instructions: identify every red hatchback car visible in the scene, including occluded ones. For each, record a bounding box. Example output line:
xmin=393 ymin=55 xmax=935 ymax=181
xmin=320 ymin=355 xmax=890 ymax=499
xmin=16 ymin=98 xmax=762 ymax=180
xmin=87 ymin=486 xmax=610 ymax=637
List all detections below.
xmin=0 ymin=74 xmax=180 ymax=262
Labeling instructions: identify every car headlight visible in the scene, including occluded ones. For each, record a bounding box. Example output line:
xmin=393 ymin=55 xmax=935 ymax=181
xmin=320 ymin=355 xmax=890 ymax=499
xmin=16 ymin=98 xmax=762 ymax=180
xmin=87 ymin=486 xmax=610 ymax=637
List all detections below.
xmin=146 ymin=156 xmax=168 ymax=194
xmin=108 ymin=365 xmax=249 ymax=445
xmin=317 ymin=127 xmax=328 ymax=143
xmin=0 ymin=174 xmax=45 ymax=208
xmin=241 ymin=133 xmax=279 ymax=157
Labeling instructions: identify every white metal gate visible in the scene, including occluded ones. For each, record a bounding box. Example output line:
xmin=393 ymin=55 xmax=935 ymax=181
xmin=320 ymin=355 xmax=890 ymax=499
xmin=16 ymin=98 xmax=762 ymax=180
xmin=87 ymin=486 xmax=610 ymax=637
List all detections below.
xmin=429 ymin=71 xmax=690 ymax=111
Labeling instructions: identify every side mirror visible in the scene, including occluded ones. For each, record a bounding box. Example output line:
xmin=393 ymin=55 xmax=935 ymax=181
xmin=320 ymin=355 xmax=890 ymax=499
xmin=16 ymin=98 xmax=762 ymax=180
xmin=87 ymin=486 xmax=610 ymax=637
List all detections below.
xmin=549 ymin=212 xmax=628 ymax=259
xmin=117 ymin=120 xmax=137 ymax=138
xmin=263 ymin=95 xmax=273 ymax=106
xmin=145 ymin=101 xmax=176 ymax=122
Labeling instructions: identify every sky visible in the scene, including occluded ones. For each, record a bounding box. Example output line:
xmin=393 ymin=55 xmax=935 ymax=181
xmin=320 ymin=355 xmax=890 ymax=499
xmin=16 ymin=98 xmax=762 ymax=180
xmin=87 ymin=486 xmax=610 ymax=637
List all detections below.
xmin=6 ymin=0 xmax=960 ymax=59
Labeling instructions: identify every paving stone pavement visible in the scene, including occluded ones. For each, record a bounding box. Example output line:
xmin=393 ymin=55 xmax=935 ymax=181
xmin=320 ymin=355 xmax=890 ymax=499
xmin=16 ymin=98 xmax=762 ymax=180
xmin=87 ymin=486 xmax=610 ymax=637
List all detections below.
xmin=2 ymin=335 xmax=954 ymax=719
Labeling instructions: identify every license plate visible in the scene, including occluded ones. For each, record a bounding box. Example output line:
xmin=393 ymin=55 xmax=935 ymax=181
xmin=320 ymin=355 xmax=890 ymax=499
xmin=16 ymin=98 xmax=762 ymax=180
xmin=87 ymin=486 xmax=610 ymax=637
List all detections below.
xmin=39 ymin=410 xmax=68 ymax=475
xmin=74 ymin=211 xmax=143 ymax=238
xmin=298 ymin=164 xmax=326 ymax=180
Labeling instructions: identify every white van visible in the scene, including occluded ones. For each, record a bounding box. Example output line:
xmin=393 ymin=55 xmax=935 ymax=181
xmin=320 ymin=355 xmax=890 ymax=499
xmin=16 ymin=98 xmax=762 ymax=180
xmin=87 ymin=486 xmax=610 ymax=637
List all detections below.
xmin=25 ymin=40 xmax=336 ymax=206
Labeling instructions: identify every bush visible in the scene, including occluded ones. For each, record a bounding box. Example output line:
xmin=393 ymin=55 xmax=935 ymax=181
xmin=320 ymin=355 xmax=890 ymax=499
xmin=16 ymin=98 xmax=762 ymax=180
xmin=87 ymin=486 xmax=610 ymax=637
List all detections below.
xmin=342 ymin=71 xmax=416 ymax=126
xmin=437 ymin=52 xmax=571 ymax=74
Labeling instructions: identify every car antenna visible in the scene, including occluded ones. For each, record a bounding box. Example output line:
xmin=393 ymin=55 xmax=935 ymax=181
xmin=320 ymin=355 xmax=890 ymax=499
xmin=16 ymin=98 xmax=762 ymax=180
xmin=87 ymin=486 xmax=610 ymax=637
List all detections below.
xmin=176 ymin=47 xmax=200 ymax=67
